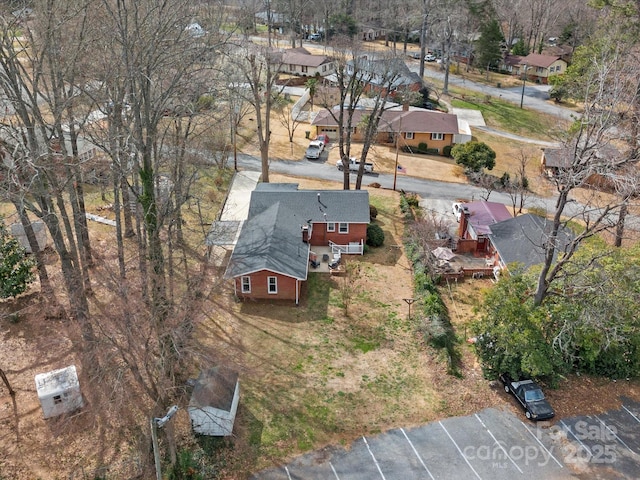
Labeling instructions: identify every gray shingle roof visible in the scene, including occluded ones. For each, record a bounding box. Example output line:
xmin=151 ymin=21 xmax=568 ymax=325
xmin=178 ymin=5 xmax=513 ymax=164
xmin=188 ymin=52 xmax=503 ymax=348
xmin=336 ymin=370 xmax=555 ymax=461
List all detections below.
xmin=224 ymin=201 xmax=310 ymax=279
xmin=249 ymin=186 xmax=370 ymax=224
xmin=488 ymin=214 xmax=573 ymax=269
xmin=224 ymin=185 xmax=370 ymax=279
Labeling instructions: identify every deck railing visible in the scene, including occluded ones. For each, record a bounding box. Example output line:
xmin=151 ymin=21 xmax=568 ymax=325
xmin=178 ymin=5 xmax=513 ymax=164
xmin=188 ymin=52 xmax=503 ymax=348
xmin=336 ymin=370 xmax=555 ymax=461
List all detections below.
xmin=329 ymin=240 xmax=364 ymax=255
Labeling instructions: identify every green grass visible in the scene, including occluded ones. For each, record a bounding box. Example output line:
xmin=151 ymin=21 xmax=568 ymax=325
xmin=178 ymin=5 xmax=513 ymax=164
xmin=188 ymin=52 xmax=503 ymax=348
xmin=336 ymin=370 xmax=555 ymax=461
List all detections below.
xmin=449 ymin=92 xmax=562 ymax=140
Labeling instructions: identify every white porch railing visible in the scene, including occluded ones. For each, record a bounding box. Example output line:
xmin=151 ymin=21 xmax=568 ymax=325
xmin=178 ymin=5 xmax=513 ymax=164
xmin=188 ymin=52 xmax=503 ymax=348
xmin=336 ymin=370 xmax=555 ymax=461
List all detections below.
xmin=329 ymin=240 xmax=364 ymax=255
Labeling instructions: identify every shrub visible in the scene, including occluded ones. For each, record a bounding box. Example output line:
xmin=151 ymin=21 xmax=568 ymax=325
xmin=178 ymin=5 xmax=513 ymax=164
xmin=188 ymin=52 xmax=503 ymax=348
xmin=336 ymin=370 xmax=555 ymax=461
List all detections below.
xmin=418 ymin=142 xmax=428 ymax=151
xmin=443 ymin=145 xmax=452 ymax=157
xmin=369 ymin=205 xmax=378 ymax=220
xmin=366 ymin=224 xmax=385 ymax=247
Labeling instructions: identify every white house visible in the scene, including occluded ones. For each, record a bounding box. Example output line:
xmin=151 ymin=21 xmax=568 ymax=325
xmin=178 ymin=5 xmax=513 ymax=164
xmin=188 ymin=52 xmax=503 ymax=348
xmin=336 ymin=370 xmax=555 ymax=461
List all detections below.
xmin=34 ymin=365 xmax=84 ymax=419
xmin=188 ymin=367 xmax=240 ymax=436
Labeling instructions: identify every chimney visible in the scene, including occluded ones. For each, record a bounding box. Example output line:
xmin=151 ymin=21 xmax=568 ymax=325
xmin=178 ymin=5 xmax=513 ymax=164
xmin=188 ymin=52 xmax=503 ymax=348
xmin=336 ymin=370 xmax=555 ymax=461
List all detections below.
xmin=458 ymin=209 xmax=469 ymax=239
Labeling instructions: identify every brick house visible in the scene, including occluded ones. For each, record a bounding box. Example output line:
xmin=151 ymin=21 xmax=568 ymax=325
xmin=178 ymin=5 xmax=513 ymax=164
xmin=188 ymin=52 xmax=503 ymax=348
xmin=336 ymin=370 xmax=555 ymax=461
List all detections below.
xmin=224 ymin=184 xmax=370 ymax=304
xmin=455 ymin=201 xmax=513 ymax=255
xmin=311 ymin=106 xmax=460 ymax=155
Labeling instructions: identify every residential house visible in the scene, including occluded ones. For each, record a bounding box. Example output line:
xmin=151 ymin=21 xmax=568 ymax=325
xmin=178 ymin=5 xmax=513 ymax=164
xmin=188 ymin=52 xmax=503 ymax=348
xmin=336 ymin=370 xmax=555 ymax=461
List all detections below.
xmin=500 ymin=54 xmax=523 ymax=75
xmin=455 ymin=201 xmax=513 ymax=255
xmin=486 ymin=213 xmax=574 ymax=271
xmin=516 ymin=53 xmax=567 ymax=84
xmin=311 ymin=106 xmax=460 ymax=155
xmin=279 ymin=47 xmax=335 ymax=78
xmin=540 ymin=144 xmax=623 ymax=191
xmin=346 ymin=57 xmax=424 ymax=95
xmin=224 ymin=184 xmax=370 ymax=304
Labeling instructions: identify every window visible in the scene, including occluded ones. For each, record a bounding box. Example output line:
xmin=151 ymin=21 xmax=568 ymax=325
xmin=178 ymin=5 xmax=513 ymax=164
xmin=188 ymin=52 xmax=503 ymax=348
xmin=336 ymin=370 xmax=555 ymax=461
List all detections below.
xmin=405 ymin=132 xmax=414 ymax=139
xmin=268 ymin=276 xmax=278 ymax=294
xmin=302 ymin=66 xmax=308 ymax=73
xmin=339 ymin=223 xmax=349 ymax=234
xmin=431 ymin=133 xmax=444 ymax=141
xmin=241 ymin=276 xmax=251 ymax=293
xmin=53 ymin=395 xmax=62 ymax=405
xmin=327 ymin=222 xmax=336 ymax=232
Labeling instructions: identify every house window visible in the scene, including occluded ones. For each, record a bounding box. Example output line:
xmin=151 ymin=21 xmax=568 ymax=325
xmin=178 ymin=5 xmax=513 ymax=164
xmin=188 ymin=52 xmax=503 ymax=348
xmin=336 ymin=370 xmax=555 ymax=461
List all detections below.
xmin=267 ymin=276 xmax=277 ymax=294
xmin=339 ymin=223 xmax=349 ymax=234
xmin=241 ymin=276 xmax=251 ymax=293
xmin=431 ymin=133 xmax=444 ymax=140
xmin=406 ymin=132 xmax=415 ymax=139
xmin=327 ymin=222 xmax=336 ymax=232
xmin=53 ymin=395 xmax=62 ymax=405
xmin=302 ymin=66 xmax=308 ymax=73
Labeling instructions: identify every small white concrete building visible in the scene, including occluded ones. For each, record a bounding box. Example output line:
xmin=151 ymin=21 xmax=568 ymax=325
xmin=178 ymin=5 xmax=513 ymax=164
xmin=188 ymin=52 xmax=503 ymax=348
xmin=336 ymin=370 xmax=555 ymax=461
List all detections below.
xmin=10 ymin=221 xmax=47 ymax=253
xmin=188 ymin=367 xmax=240 ymax=436
xmin=34 ymin=365 xmax=84 ymax=419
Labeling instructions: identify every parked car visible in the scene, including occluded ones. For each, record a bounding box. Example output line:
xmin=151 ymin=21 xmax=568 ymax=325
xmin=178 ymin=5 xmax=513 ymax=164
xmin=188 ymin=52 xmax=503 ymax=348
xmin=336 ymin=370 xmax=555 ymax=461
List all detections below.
xmin=309 ymin=33 xmax=322 ymax=41
xmin=452 ymin=202 xmax=469 ymax=222
xmin=425 ymin=53 xmax=437 ymax=62
xmin=499 ymin=373 xmax=555 ymax=421
xmin=336 ymin=157 xmax=374 ymax=173
xmin=315 ymin=134 xmax=330 ymax=145
xmin=305 ymin=140 xmax=324 ymax=159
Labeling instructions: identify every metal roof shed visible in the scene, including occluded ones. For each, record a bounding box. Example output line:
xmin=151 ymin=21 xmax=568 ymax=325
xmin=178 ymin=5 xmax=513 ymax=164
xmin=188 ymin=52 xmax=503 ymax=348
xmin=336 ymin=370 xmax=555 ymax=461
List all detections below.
xmin=34 ymin=365 xmax=84 ymax=419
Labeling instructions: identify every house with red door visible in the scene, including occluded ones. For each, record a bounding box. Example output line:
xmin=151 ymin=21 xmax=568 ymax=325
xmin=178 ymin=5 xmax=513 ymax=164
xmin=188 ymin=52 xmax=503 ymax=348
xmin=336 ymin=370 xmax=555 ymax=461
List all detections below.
xmin=224 ymin=184 xmax=370 ymax=304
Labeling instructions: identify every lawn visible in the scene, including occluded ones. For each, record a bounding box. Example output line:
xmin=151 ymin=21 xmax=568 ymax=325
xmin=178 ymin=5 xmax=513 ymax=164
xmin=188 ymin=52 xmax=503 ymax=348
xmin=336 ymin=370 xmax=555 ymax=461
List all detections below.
xmin=449 ymin=92 xmax=566 ymax=140
xmin=193 ymin=176 xmax=501 ymax=477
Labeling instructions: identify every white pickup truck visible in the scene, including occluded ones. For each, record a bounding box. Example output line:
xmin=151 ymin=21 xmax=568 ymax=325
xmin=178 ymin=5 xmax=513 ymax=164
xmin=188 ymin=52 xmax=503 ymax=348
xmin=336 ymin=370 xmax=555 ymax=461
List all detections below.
xmin=336 ymin=157 xmax=374 ymax=173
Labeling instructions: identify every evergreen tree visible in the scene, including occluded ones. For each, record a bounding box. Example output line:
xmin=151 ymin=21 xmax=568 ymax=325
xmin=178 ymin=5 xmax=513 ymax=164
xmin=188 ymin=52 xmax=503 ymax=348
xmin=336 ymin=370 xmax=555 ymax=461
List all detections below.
xmin=0 ymin=219 xmax=36 ymax=299
xmin=475 ymin=19 xmax=504 ymax=70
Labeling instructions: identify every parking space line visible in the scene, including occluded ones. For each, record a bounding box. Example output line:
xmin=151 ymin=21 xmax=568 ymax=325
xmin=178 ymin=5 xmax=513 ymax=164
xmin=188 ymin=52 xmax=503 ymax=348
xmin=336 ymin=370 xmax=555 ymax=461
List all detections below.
xmin=329 ymin=462 xmax=340 ymax=479
xmin=474 ymin=414 xmax=523 ymax=473
xmin=284 ymin=466 xmax=292 ymax=479
xmin=559 ymin=420 xmax=592 ymax=459
xmin=362 ymin=436 xmax=387 ymax=479
xmin=439 ymin=421 xmax=482 ymax=479
xmin=400 ymin=428 xmax=435 ymax=480
xmin=623 ymin=405 xmax=640 ymax=423
xmin=521 ymin=422 xmax=563 ymax=468
xmin=595 ymin=415 xmax=637 ymax=455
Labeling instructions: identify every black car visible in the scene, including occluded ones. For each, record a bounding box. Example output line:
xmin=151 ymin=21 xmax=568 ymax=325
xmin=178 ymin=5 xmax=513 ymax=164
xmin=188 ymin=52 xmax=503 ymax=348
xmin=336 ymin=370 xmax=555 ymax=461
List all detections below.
xmin=499 ymin=373 xmax=555 ymax=420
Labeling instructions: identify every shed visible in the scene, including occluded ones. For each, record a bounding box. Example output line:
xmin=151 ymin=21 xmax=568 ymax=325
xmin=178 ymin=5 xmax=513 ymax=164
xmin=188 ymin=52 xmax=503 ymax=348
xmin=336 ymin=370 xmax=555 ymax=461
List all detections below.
xmin=34 ymin=365 xmax=83 ymax=419
xmin=10 ymin=221 xmax=47 ymax=253
xmin=188 ymin=367 xmax=240 ymax=436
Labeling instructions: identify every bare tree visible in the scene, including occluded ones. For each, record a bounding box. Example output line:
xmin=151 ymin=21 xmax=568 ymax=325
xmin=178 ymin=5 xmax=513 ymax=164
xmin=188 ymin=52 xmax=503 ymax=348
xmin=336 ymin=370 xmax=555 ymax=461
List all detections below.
xmin=533 ymin=31 xmax=639 ymax=306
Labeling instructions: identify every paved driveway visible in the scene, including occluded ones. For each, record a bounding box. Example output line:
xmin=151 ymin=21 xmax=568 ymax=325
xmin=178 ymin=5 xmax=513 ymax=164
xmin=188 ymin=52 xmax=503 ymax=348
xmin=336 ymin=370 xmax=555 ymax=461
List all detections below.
xmin=253 ymin=401 xmax=640 ymax=479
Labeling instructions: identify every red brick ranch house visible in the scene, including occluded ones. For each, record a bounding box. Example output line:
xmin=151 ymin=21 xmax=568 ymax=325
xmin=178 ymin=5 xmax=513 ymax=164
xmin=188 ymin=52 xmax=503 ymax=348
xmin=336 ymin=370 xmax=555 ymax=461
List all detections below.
xmin=224 ymin=184 xmax=370 ymax=304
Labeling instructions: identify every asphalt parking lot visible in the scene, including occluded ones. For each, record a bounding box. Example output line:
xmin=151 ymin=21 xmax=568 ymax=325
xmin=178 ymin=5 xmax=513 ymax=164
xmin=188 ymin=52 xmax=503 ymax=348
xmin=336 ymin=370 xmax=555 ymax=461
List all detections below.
xmin=253 ymin=408 xmax=572 ymax=479
xmin=253 ymin=401 xmax=640 ymax=479
xmin=556 ymin=398 xmax=640 ymax=479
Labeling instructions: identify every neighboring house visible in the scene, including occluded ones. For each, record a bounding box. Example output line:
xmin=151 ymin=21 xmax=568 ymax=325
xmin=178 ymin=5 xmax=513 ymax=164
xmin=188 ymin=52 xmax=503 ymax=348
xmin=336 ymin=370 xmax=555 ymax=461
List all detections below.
xmin=516 ymin=53 xmax=567 ymax=84
xmin=361 ymin=27 xmax=383 ymax=41
xmin=188 ymin=367 xmax=240 ymax=436
xmin=255 ymin=11 xmax=286 ymax=29
xmin=346 ymin=57 xmax=424 ymax=94
xmin=312 ymin=106 xmax=460 ymax=155
xmin=500 ymin=54 xmax=523 ymax=74
xmin=486 ymin=213 xmax=574 ymax=271
xmin=279 ymin=48 xmax=335 ymax=78
xmin=540 ymin=144 xmax=623 ymax=190
xmin=224 ymin=184 xmax=370 ymax=304
xmin=456 ymin=201 xmax=513 ymax=254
